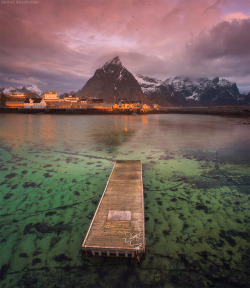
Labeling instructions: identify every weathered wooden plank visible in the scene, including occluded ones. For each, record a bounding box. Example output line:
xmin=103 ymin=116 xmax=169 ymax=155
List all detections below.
xmin=82 ymin=160 xmax=145 ymax=259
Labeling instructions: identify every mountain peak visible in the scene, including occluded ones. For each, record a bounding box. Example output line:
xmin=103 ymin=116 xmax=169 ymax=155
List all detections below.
xmin=103 ymin=56 xmax=122 ymax=68
xmin=78 ymin=56 xmax=144 ymax=102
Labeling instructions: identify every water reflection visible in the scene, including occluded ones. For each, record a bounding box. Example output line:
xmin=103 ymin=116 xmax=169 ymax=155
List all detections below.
xmin=92 ymin=117 xmax=136 ymax=154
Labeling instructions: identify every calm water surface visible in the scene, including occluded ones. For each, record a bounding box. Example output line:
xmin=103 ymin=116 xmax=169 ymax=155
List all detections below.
xmin=0 ymin=113 xmax=249 ymax=288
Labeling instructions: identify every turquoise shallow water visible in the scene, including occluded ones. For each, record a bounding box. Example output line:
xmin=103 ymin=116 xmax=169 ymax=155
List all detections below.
xmin=0 ymin=113 xmax=249 ymax=288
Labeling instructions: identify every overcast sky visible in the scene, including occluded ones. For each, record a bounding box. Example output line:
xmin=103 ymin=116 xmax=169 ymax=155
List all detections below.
xmin=0 ymin=0 xmax=250 ymax=94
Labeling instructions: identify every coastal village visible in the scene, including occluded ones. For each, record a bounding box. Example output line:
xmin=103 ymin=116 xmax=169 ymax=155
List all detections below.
xmin=1 ymin=86 xmax=249 ymax=116
xmin=0 ymin=90 xmax=153 ymax=113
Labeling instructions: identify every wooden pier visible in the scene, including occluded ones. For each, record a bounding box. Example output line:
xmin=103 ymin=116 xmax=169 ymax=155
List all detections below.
xmin=82 ymin=160 xmax=145 ymax=260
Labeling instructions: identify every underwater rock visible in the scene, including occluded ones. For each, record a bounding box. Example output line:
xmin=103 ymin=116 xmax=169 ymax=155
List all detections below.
xmin=43 ymin=173 xmax=52 ymax=178
xmin=64 ymin=264 xmax=71 ymax=272
xmin=53 ymin=254 xmax=72 ymax=262
xmin=45 ymin=211 xmax=57 ymax=216
xmin=206 ymin=237 xmax=225 ymax=249
xmin=23 ymin=223 xmax=33 ymax=234
xmin=74 ymin=191 xmax=80 ymax=196
xmin=92 ymin=199 xmax=98 ymax=205
xmin=198 ymin=251 xmax=209 ymax=260
xmin=50 ymin=236 xmax=61 ymax=249
xmin=23 ymin=182 xmax=40 ymax=188
xmin=23 ymin=222 xmax=71 ymax=235
xmin=4 ymin=193 xmax=14 ymax=199
xmin=158 ymin=155 xmax=175 ymax=160
xmin=5 ymin=173 xmax=17 ymax=179
xmin=225 ymin=229 xmax=250 ymax=242
xmin=241 ymin=248 xmax=250 ymax=267
xmin=33 ymin=251 xmax=40 ymax=256
xmin=19 ymin=253 xmax=28 ymax=258
xmin=66 ymin=158 xmax=72 ymax=163
xmin=183 ymin=154 xmax=193 ymax=159
xmin=179 ymin=213 xmax=185 ymax=220
xmin=33 ymin=223 xmax=52 ymax=233
xmin=0 ymin=180 xmax=7 ymax=185
xmin=156 ymin=200 xmax=162 ymax=205
xmin=32 ymin=258 xmax=42 ymax=266
xmin=0 ymin=264 xmax=9 ymax=280
xmin=195 ymin=203 xmax=208 ymax=213
xmin=227 ymin=250 xmax=233 ymax=255
xmin=18 ymin=273 xmax=39 ymax=287
xmin=162 ymin=230 xmax=170 ymax=237
xmin=43 ymin=164 xmax=52 ymax=168
xmin=219 ymin=230 xmax=236 ymax=247
xmin=190 ymin=272 xmax=202 ymax=282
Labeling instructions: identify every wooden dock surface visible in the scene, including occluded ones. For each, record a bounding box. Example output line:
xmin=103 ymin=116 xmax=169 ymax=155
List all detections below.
xmin=82 ymin=160 xmax=145 ymax=258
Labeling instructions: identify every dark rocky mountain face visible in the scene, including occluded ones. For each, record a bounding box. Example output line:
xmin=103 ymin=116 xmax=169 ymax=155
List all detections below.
xmin=238 ymin=92 xmax=250 ymax=105
xmin=78 ymin=57 xmax=145 ymax=103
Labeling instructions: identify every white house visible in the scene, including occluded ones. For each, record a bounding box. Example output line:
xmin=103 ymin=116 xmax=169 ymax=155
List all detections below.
xmin=24 ymin=98 xmax=47 ymax=109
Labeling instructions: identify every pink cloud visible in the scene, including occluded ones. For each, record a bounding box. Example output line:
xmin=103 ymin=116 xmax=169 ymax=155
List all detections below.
xmin=223 ymin=12 xmax=250 ymax=21
xmin=0 ymin=0 xmax=249 ymax=93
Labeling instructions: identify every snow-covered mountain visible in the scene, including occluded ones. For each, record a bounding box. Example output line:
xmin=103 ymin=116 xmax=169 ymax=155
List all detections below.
xmin=165 ymin=76 xmax=240 ymax=105
xmin=3 ymin=85 xmax=42 ymax=96
xmin=78 ymin=56 xmax=245 ymax=106
xmin=134 ymin=74 xmax=187 ymax=106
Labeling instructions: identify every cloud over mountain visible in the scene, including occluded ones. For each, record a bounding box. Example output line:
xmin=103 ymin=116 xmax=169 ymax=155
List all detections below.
xmin=187 ymin=19 xmax=250 ymax=59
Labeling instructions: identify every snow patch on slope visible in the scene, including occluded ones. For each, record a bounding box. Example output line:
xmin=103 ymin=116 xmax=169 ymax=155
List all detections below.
xmin=133 ymin=74 xmax=164 ymax=95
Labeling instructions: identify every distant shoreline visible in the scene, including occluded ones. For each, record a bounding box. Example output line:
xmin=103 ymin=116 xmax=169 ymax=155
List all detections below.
xmin=0 ymin=106 xmax=250 ymax=117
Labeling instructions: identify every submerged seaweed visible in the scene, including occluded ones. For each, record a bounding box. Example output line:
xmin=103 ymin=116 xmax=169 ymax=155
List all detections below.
xmin=0 ymin=114 xmax=250 ymax=288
